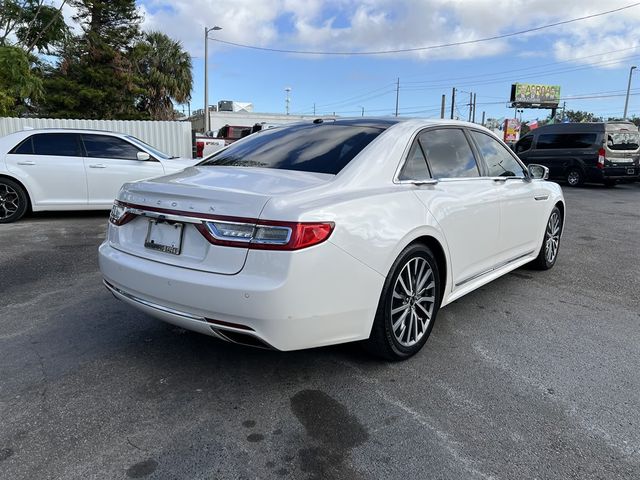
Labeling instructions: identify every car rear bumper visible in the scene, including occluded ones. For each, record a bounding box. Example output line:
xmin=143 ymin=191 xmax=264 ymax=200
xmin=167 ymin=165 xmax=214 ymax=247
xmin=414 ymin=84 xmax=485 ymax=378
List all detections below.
xmin=98 ymin=241 xmax=384 ymax=351
xmin=588 ymin=165 xmax=639 ymax=181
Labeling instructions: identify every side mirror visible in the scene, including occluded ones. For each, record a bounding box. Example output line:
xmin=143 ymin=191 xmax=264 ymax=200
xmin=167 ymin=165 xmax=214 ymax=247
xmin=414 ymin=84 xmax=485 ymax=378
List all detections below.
xmin=136 ymin=151 xmax=150 ymax=161
xmin=528 ymin=164 xmax=549 ymax=180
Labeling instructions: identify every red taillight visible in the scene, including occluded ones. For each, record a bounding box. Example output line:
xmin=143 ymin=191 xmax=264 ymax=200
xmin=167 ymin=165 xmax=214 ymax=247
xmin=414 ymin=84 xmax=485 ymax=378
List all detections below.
xmin=109 ymin=201 xmax=135 ymax=226
xmin=290 ymin=223 xmax=334 ymax=250
xmin=597 ymin=148 xmax=606 ymax=169
xmin=196 ymin=220 xmax=334 ymax=250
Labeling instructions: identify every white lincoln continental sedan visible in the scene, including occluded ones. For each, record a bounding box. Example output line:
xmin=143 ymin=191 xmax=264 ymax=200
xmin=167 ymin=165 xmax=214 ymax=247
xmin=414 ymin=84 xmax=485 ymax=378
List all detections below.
xmin=99 ymin=118 xmax=564 ymax=360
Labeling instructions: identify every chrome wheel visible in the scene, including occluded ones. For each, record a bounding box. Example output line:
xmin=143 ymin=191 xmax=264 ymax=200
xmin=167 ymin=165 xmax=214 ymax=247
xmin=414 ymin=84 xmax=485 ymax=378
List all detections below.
xmin=0 ymin=183 xmax=20 ymax=220
xmin=567 ymin=170 xmax=581 ymax=186
xmin=544 ymin=211 xmax=561 ymax=264
xmin=391 ymin=257 xmax=436 ymax=347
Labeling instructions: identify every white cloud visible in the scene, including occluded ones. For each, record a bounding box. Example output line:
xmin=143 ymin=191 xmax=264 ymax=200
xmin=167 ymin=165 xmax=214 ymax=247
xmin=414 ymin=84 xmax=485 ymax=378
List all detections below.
xmin=138 ymin=0 xmax=640 ymax=65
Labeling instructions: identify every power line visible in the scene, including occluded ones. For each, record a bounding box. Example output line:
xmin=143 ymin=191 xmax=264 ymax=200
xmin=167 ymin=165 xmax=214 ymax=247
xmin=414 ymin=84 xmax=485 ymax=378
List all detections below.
xmin=210 ymin=3 xmax=640 ymax=56
xmin=402 ymin=46 xmax=640 ymax=85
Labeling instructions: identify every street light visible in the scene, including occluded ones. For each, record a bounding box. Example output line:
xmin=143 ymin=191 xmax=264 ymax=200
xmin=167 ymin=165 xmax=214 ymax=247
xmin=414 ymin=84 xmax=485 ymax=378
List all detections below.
xmin=204 ymin=25 xmax=222 ymax=133
xmin=623 ymin=65 xmax=636 ymax=120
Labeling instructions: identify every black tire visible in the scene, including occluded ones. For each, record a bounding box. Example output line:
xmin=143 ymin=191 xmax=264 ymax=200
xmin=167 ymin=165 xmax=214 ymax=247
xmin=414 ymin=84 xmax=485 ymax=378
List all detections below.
xmin=0 ymin=178 xmax=28 ymax=224
xmin=366 ymin=243 xmax=441 ymax=361
xmin=566 ymin=168 xmax=584 ymax=187
xmin=530 ymin=206 xmax=562 ymax=270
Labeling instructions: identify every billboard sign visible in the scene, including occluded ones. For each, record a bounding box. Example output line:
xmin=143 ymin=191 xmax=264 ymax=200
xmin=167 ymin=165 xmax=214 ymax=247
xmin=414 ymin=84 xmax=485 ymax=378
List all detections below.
xmin=510 ymin=83 xmax=561 ymax=108
xmin=503 ymin=118 xmax=520 ymax=143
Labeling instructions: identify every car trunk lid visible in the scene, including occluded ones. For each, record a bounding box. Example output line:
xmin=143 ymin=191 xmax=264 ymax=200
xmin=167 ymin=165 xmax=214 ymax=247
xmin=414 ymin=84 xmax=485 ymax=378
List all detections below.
xmin=109 ymin=166 xmax=334 ymax=274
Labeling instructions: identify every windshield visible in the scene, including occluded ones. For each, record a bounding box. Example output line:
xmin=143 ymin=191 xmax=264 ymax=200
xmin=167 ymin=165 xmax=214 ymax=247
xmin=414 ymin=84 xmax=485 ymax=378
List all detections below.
xmin=607 ymin=131 xmax=640 ymax=151
xmin=199 ymin=123 xmax=385 ymax=175
xmin=125 ymin=135 xmax=174 ymax=159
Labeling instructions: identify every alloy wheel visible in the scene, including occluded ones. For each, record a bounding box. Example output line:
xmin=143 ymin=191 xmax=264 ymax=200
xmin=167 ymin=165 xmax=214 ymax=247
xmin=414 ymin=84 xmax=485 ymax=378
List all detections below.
xmin=0 ymin=184 xmax=20 ymax=220
xmin=567 ymin=170 xmax=580 ymax=186
xmin=544 ymin=211 xmax=561 ymax=263
xmin=391 ymin=257 xmax=436 ymax=347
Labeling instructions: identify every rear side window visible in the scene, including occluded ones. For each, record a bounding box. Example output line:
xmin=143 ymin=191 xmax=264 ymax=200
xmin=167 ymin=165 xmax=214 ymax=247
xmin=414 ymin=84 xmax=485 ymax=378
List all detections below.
xmin=32 ymin=133 xmax=81 ymax=156
xmin=536 ymin=133 xmax=597 ymax=149
xmin=82 ymin=134 xmax=141 ymax=160
xmin=398 ymin=141 xmax=430 ymax=180
xmin=201 ymin=123 xmax=384 ymax=174
xmin=10 ymin=137 xmax=34 ymax=154
xmin=419 ymin=128 xmax=479 ymax=178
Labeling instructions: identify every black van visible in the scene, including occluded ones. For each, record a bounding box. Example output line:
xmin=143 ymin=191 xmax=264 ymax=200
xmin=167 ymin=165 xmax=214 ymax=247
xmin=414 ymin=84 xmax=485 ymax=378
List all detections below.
xmin=514 ymin=122 xmax=640 ymax=186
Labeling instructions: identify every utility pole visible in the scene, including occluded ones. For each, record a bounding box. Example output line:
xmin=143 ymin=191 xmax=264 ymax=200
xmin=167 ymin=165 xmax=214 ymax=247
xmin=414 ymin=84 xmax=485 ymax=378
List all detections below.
xmin=204 ymin=25 xmax=222 ymax=133
xmin=481 ymin=111 xmax=486 ymax=126
xmin=395 ymin=78 xmax=400 ymax=117
xmin=285 ymin=87 xmax=291 ymax=115
xmin=472 ymin=93 xmax=477 ymax=123
xmin=468 ymin=92 xmax=473 ymax=122
xmin=440 ymin=94 xmax=446 ymax=119
xmin=313 ymin=103 xmax=316 ymax=116
xmin=450 ymin=88 xmax=456 ymax=119
xmin=361 ymin=106 xmax=365 ymax=117
xmin=624 ymin=66 xmax=637 ymax=120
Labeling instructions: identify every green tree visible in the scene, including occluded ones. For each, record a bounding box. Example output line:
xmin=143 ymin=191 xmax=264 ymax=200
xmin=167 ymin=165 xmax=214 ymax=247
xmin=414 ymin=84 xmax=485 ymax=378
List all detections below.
xmin=40 ymin=0 xmax=144 ymax=119
xmin=0 ymin=45 xmax=42 ymax=115
xmin=564 ymin=110 xmax=597 ymax=123
xmin=133 ymin=31 xmax=192 ymax=120
xmin=0 ymin=0 xmax=69 ymax=53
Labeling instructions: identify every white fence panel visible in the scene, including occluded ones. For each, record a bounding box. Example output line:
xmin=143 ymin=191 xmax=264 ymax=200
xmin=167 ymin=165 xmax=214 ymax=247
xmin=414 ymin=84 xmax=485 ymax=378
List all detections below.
xmin=0 ymin=118 xmax=193 ymax=158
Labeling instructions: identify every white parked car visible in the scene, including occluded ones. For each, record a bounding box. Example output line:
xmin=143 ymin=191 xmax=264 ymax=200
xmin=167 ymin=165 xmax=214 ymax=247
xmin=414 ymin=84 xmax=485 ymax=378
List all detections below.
xmin=0 ymin=128 xmax=198 ymax=223
xmin=99 ymin=118 xmax=565 ymax=360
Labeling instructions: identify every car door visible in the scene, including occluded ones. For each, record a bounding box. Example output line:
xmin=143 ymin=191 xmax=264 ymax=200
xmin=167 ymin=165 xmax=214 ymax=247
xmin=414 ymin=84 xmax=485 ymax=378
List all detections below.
xmin=81 ymin=134 xmax=165 ymax=206
xmin=407 ymin=127 xmax=502 ymax=288
xmin=469 ymin=129 xmax=548 ymax=263
xmin=5 ymin=132 xmax=87 ymax=208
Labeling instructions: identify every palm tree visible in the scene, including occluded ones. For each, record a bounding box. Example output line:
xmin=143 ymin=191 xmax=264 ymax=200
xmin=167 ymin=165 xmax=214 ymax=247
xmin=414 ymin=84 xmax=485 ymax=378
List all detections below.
xmin=134 ymin=31 xmax=192 ymax=120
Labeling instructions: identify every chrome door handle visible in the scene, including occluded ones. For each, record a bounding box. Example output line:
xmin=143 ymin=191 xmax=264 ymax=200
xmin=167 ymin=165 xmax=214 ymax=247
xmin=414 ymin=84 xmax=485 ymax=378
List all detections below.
xmin=17 ymin=160 xmax=35 ymax=165
xmin=89 ymin=164 xmax=107 ymax=168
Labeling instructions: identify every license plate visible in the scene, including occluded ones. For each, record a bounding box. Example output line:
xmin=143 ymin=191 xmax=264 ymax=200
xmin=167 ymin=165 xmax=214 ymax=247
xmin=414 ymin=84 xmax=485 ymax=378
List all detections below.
xmin=144 ymin=220 xmax=183 ymax=255
xmin=627 ymin=168 xmax=635 ymax=175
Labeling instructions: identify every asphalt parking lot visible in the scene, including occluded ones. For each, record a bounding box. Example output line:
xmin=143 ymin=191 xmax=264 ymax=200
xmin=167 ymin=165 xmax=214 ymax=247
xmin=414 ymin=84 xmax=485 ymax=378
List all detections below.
xmin=1 ymin=183 xmax=639 ymax=480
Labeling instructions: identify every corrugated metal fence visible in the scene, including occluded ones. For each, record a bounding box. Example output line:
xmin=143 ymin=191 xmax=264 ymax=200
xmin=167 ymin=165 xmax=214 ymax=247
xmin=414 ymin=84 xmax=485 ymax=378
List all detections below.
xmin=0 ymin=117 xmax=193 ymax=158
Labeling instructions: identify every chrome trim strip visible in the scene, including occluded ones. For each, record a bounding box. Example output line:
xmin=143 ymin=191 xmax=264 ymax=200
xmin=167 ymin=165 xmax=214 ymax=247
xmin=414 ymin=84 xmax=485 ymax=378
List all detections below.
xmin=455 ymin=250 xmax=536 ymax=287
xmin=104 ymin=280 xmax=205 ymax=321
xmin=103 ymin=281 xmax=272 ymax=348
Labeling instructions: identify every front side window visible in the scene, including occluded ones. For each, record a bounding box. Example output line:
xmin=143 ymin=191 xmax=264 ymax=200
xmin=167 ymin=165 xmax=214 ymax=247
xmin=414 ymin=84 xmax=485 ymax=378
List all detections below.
xmin=419 ymin=128 xmax=479 ymax=178
xmin=201 ymin=123 xmax=385 ymax=175
xmin=471 ymin=131 xmax=525 ymax=178
xmin=398 ymin=141 xmax=430 ymax=180
xmin=32 ymin=133 xmax=80 ymax=156
xmin=515 ymin=135 xmax=533 ymax=153
xmin=82 ymin=134 xmax=141 ymax=160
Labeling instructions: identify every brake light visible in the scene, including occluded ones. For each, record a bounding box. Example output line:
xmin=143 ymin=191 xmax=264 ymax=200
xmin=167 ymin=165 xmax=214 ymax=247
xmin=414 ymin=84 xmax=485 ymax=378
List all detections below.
xmin=196 ymin=220 xmax=334 ymax=250
xmin=109 ymin=201 xmax=135 ymax=226
xmin=597 ymin=148 xmax=606 ymax=169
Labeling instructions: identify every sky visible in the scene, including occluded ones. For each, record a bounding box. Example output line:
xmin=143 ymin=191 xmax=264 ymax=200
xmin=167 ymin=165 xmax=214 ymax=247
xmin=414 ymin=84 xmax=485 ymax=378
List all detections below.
xmin=76 ymin=1 xmax=640 ymax=122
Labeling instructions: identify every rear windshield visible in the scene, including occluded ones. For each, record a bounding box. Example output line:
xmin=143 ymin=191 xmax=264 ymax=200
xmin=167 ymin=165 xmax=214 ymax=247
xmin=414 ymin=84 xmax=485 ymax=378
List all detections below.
xmin=200 ymin=123 xmax=384 ymax=174
xmin=607 ymin=131 xmax=640 ymax=151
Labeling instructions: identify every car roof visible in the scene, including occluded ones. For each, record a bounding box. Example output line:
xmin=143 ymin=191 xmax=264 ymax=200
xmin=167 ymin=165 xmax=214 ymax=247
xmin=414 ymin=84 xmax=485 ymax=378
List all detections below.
xmin=526 ymin=121 xmax=638 ymax=135
xmin=7 ymin=128 xmax=130 ymax=136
